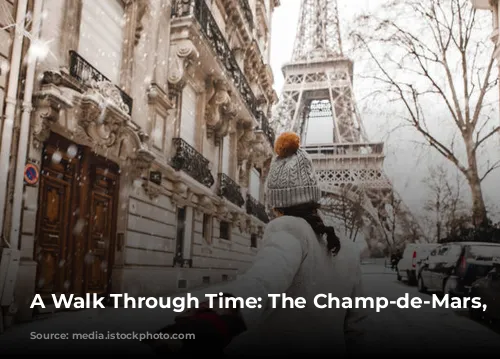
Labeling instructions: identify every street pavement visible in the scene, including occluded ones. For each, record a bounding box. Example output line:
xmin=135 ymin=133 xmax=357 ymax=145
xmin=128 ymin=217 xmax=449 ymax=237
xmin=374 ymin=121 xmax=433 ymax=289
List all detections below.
xmin=0 ymin=262 xmax=499 ymax=355
xmin=361 ymin=263 xmax=500 ymax=354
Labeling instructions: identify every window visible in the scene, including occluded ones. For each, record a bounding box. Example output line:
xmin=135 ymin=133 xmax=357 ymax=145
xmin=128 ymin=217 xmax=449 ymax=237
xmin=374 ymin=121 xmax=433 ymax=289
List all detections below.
xmin=220 ymin=221 xmax=230 ymax=240
xmin=251 ymin=234 xmax=257 ymax=248
xmin=202 ymin=276 xmax=210 ymax=284
xmin=180 ymin=84 xmax=197 ymax=147
xmin=222 ymin=274 xmax=228 ymax=282
xmin=221 ymin=135 xmax=231 ymax=175
xmin=249 ymin=168 xmax=260 ymax=199
xmin=202 ymin=214 xmax=212 ymax=244
xmin=438 ymin=247 xmax=449 ymax=256
xmin=78 ymin=0 xmax=125 ymax=84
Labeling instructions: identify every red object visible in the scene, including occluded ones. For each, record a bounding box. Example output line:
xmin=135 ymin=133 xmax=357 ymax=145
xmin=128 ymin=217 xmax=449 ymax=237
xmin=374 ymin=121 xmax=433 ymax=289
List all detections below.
xmin=460 ymin=255 xmax=467 ymax=272
xmin=412 ymin=251 xmax=417 ymax=268
xmin=195 ymin=311 xmax=231 ymax=340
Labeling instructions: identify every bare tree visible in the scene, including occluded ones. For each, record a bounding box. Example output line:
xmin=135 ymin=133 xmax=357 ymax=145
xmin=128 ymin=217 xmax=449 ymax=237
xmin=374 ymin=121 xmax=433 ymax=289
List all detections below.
xmin=378 ymin=194 xmax=409 ymax=253
xmin=351 ymin=0 xmax=499 ymax=227
xmin=422 ymin=164 xmax=469 ymax=241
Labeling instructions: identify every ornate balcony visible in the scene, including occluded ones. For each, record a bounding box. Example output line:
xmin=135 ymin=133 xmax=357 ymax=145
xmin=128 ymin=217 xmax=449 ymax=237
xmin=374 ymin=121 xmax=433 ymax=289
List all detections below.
xmin=171 ymin=138 xmax=215 ymax=188
xmin=246 ymin=194 xmax=269 ymax=223
xmin=256 ymin=111 xmax=275 ymax=145
xmin=239 ymin=0 xmax=254 ymax=30
xmin=69 ymin=50 xmax=133 ymax=115
xmin=218 ymin=173 xmax=245 ymax=207
xmin=171 ymin=0 xmax=260 ymax=120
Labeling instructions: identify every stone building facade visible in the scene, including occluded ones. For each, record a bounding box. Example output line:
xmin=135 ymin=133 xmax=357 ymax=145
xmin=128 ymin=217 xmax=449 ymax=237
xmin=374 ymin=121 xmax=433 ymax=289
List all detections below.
xmin=0 ymin=0 xmax=279 ymax=324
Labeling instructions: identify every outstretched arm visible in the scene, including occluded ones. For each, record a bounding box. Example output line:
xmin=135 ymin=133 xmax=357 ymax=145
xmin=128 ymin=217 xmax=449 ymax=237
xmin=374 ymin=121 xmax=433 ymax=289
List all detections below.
xmin=202 ymin=218 xmax=309 ymax=328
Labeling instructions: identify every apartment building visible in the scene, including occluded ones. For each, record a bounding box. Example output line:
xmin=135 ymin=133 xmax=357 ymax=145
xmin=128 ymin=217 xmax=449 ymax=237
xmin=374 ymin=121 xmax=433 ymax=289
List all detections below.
xmin=0 ymin=0 xmax=279 ymax=324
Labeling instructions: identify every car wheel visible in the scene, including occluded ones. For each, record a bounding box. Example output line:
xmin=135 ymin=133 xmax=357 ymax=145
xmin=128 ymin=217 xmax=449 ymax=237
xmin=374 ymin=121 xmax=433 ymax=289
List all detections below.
xmin=417 ymin=275 xmax=427 ymax=293
xmin=407 ymin=271 xmax=416 ymax=285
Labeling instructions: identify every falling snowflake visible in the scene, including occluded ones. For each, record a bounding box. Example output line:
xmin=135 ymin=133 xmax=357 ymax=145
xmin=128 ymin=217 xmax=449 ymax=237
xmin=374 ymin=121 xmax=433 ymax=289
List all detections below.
xmin=73 ymin=218 xmax=86 ymax=235
xmin=67 ymin=144 xmax=78 ymax=158
xmin=51 ymin=151 xmax=62 ymax=164
xmin=84 ymin=252 xmax=95 ymax=265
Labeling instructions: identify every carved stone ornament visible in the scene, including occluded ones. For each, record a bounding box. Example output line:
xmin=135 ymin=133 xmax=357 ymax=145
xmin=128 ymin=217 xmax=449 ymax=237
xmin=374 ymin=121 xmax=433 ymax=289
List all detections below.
xmin=167 ymin=40 xmax=199 ymax=86
xmin=73 ymin=80 xmax=155 ymax=177
xmin=199 ymin=195 xmax=215 ymax=212
xmin=31 ymin=82 xmax=73 ymax=149
xmin=237 ymin=126 xmax=256 ymax=164
xmin=147 ymin=83 xmax=173 ymax=110
xmin=250 ymin=131 xmax=272 ymax=168
xmin=142 ymin=180 xmax=162 ymax=199
xmin=205 ymin=77 xmax=238 ymax=141
xmin=173 ymin=181 xmax=188 ymax=196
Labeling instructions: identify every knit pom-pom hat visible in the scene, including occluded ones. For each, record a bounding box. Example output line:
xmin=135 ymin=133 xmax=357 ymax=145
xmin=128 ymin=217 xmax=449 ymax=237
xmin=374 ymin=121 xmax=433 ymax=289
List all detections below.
xmin=266 ymin=132 xmax=321 ymax=209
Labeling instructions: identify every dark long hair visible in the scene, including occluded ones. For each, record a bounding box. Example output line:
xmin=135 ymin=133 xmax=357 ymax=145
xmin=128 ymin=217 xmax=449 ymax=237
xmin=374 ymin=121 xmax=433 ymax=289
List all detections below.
xmin=275 ymin=202 xmax=341 ymax=256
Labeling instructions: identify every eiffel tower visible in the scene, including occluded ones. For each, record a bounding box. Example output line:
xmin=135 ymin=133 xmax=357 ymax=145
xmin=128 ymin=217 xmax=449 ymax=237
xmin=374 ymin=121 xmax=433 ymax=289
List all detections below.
xmin=271 ymin=0 xmax=422 ymax=249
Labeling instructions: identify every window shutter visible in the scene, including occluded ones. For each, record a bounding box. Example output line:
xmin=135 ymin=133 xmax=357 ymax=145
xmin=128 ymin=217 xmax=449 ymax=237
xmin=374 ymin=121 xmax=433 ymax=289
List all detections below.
xmin=78 ymin=0 xmax=125 ymax=84
xmin=180 ymin=85 xmax=197 ymax=147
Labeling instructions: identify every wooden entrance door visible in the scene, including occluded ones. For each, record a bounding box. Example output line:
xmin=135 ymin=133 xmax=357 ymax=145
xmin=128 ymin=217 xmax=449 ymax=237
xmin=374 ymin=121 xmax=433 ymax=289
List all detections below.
xmin=35 ymin=133 xmax=119 ymax=299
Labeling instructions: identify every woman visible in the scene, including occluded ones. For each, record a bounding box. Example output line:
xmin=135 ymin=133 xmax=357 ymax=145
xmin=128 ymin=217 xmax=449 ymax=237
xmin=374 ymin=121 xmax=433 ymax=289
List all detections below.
xmin=147 ymin=132 xmax=367 ymax=356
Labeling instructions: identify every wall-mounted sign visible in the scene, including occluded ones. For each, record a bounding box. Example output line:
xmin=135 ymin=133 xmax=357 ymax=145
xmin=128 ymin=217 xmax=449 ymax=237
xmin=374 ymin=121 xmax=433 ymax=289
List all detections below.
xmin=149 ymin=171 xmax=162 ymax=185
xmin=24 ymin=163 xmax=40 ymax=185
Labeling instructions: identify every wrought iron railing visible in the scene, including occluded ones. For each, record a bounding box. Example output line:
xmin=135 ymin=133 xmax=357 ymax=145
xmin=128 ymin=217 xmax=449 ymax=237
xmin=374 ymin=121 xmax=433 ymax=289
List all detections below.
xmin=246 ymin=194 xmax=269 ymax=223
xmin=171 ymin=138 xmax=215 ymax=188
xmin=257 ymin=111 xmax=275 ymax=145
xmin=68 ymin=50 xmax=133 ymax=115
xmin=303 ymin=142 xmax=384 ymax=156
xmin=218 ymin=173 xmax=245 ymax=207
xmin=171 ymin=0 xmax=259 ymax=120
xmin=239 ymin=0 xmax=254 ymax=30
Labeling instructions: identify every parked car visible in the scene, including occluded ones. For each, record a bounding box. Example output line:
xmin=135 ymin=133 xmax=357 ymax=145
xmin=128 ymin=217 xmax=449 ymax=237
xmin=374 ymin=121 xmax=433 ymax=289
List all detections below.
xmin=397 ymin=243 xmax=439 ymax=285
xmin=469 ymin=258 xmax=500 ymax=322
xmin=417 ymin=242 xmax=500 ymax=296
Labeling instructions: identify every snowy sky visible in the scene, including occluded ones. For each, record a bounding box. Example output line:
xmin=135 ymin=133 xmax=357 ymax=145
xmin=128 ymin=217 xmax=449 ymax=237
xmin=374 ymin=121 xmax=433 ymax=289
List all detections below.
xmin=269 ymin=0 xmax=500 ymax=223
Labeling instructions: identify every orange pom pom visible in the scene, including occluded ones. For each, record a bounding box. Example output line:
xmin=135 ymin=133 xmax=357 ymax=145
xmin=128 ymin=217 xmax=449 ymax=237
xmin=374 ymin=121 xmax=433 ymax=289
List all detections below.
xmin=274 ymin=132 xmax=300 ymax=158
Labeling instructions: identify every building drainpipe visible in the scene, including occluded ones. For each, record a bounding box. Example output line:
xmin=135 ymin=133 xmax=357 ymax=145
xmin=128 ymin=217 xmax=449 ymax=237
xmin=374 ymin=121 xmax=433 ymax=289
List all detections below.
xmin=0 ymin=0 xmax=29 ymax=333
xmin=0 ymin=0 xmax=29 ymax=243
xmin=9 ymin=0 xmax=44 ymax=247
